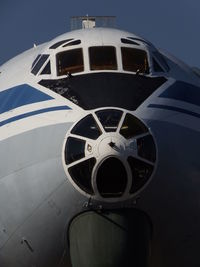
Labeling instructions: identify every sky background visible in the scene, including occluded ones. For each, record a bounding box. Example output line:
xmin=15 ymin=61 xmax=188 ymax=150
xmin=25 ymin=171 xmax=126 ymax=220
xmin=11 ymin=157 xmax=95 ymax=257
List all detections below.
xmin=0 ymin=0 xmax=199 ymax=67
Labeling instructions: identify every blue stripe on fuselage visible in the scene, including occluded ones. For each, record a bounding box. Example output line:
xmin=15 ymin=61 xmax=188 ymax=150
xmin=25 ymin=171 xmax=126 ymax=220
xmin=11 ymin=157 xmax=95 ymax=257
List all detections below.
xmin=159 ymin=81 xmax=200 ymax=106
xmin=148 ymin=104 xmax=200 ymax=119
xmin=0 ymin=106 xmax=71 ymax=127
xmin=0 ymin=84 xmax=54 ymax=114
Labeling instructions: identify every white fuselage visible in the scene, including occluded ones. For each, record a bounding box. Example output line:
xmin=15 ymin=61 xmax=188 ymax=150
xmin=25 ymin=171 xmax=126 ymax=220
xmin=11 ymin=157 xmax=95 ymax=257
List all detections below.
xmin=0 ymin=27 xmax=200 ymax=267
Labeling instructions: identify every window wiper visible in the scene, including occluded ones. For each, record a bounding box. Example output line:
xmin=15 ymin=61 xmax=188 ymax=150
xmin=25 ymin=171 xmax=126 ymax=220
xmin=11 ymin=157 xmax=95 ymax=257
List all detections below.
xmin=66 ymin=72 xmax=73 ymax=78
xmin=136 ymin=69 xmax=147 ymax=76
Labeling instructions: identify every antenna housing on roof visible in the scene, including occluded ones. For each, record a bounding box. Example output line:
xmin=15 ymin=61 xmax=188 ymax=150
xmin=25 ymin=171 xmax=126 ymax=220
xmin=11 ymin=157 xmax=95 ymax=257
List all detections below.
xmin=70 ymin=16 xmax=116 ymax=30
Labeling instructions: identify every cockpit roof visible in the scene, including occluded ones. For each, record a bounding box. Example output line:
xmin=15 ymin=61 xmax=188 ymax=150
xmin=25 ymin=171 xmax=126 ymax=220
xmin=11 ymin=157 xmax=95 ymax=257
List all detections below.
xmin=29 ymin=28 xmax=164 ymax=78
xmin=47 ymin=28 xmax=154 ymax=51
xmin=1 ymin=25 xmax=200 ymax=92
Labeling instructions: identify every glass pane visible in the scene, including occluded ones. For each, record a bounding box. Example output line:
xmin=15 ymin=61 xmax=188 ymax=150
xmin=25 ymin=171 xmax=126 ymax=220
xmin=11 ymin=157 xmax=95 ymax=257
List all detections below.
xmin=89 ymin=46 xmax=117 ymax=70
xmin=127 ymin=37 xmax=152 ymax=46
xmin=63 ymin=40 xmax=81 ymax=47
xmin=57 ymin=48 xmax=84 ymax=76
xmin=120 ymin=114 xmax=148 ymax=139
xmin=128 ymin=156 xmax=153 ymax=194
xmin=121 ymin=38 xmax=139 ymax=46
xmin=137 ymin=135 xmax=156 ymax=162
xmin=40 ymin=60 xmax=51 ymax=75
xmin=153 ymin=58 xmax=164 ymax=72
xmin=31 ymin=54 xmax=41 ymax=69
xmin=121 ymin=47 xmax=149 ymax=74
xmin=71 ymin=114 xmax=101 ymax=140
xmin=65 ymin=137 xmax=85 ymax=164
xmin=96 ymin=109 xmax=123 ymax=132
xmin=153 ymin=51 xmax=169 ymax=72
xmin=69 ymin=157 xmax=96 ymax=194
xmin=31 ymin=54 xmax=49 ymax=75
xmin=49 ymin=39 xmax=74 ymax=49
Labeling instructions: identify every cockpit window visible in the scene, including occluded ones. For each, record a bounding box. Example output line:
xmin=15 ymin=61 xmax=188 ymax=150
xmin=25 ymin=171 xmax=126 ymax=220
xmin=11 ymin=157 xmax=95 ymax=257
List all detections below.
xmin=49 ymin=39 xmax=74 ymax=49
xmin=127 ymin=37 xmax=152 ymax=46
xmin=121 ymin=38 xmax=140 ymax=46
xmin=153 ymin=51 xmax=170 ymax=72
xmin=56 ymin=48 xmax=84 ymax=76
xmin=152 ymin=57 xmax=164 ymax=72
xmin=31 ymin=54 xmax=49 ymax=75
xmin=89 ymin=46 xmax=117 ymax=71
xmin=63 ymin=40 xmax=81 ymax=47
xmin=40 ymin=60 xmax=51 ymax=75
xmin=32 ymin=54 xmax=41 ymax=69
xmin=121 ymin=47 xmax=149 ymax=74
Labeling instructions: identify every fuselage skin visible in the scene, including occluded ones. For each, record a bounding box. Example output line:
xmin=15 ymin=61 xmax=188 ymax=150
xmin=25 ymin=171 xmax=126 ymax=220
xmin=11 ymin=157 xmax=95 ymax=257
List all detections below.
xmin=0 ymin=28 xmax=200 ymax=267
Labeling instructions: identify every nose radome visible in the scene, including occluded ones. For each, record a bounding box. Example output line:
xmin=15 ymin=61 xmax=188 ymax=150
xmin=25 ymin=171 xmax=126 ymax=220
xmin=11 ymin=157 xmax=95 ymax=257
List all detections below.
xmin=63 ymin=108 xmax=157 ymax=202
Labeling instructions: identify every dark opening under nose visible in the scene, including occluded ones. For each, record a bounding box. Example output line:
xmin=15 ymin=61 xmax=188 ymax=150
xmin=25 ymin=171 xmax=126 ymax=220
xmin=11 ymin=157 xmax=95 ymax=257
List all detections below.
xmin=96 ymin=157 xmax=127 ymax=198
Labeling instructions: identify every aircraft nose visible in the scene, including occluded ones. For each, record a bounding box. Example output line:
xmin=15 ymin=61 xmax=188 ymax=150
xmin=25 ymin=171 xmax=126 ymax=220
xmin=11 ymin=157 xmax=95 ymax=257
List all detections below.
xmin=63 ymin=108 xmax=157 ymax=202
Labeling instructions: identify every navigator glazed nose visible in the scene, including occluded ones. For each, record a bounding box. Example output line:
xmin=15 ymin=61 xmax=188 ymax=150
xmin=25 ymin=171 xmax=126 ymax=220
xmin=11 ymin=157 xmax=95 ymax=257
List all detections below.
xmin=63 ymin=108 xmax=157 ymax=202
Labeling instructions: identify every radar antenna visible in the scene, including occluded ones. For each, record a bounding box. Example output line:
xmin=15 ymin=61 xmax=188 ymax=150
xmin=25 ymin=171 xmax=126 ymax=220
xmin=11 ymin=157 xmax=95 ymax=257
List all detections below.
xmin=70 ymin=16 xmax=116 ymax=30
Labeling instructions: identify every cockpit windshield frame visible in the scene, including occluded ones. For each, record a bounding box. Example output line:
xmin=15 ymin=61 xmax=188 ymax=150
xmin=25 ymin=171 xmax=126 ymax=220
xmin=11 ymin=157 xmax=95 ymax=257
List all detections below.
xmin=32 ymin=39 xmax=156 ymax=78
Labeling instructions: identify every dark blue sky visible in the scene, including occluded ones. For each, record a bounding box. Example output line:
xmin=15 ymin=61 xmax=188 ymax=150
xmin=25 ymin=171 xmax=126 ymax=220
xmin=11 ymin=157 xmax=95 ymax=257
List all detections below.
xmin=1 ymin=0 xmax=199 ymax=67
